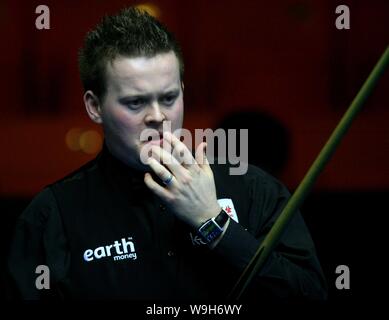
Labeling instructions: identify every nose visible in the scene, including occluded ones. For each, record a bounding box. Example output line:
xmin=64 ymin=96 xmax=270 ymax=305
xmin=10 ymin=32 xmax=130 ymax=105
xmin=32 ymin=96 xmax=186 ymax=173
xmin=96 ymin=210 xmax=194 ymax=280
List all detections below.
xmin=144 ymin=102 xmax=166 ymax=125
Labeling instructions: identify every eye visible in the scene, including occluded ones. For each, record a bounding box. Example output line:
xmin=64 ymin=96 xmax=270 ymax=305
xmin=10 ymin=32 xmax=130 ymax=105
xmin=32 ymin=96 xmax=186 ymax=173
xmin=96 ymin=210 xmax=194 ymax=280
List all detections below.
xmin=160 ymin=94 xmax=178 ymax=106
xmin=125 ymin=98 xmax=146 ymax=110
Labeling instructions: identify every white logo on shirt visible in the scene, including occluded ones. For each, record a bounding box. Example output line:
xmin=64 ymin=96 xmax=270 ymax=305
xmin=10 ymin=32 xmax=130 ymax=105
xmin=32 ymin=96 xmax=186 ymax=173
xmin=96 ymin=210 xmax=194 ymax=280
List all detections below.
xmin=83 ymin=237 xmax=137 ymax=262
xmin=217 ymin=198 xmax=239 ymax=223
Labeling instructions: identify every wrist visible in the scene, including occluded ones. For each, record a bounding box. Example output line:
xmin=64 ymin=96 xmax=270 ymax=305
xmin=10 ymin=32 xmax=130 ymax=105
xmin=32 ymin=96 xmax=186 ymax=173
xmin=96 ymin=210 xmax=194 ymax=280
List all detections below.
xmin=193 ymin=204 xmax=221 ymax=229
xmin=208 ymin=218 xmax=230 ymax=249
xmin=196 ymin=209 xmax=230 ymax=245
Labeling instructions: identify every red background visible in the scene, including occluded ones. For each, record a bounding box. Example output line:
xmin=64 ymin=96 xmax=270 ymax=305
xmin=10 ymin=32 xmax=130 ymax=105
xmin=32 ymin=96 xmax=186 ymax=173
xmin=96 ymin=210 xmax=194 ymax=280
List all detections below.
xmin=0 ymin=0 xmax=388 ymax=197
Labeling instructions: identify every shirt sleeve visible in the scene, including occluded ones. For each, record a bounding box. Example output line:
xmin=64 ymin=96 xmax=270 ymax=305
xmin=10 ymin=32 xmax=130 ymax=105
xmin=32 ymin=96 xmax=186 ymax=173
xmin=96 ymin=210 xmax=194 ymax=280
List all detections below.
xmin=6 ymin=188 xmax=69 ymax=300
xmin=212 ymin=166 xmax=328 ymax=300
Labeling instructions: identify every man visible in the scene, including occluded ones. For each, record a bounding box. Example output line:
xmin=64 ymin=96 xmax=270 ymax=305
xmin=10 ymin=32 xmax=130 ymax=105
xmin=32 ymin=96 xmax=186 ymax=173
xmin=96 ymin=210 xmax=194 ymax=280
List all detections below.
xmin=6 ymin=7 xmax=327 ymax=300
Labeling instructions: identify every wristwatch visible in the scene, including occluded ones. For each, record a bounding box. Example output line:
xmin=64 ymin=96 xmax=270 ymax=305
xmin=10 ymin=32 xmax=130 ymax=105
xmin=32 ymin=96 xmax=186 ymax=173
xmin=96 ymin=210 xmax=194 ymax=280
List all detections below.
xmin=196 ymin=209 xmax=230 ymax=244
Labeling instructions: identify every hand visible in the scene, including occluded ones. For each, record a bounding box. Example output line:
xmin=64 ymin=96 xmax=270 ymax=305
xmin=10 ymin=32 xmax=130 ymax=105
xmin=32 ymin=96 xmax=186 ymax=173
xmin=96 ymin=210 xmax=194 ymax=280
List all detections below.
xmin=144 ymin=132 xmax=221 ymax=228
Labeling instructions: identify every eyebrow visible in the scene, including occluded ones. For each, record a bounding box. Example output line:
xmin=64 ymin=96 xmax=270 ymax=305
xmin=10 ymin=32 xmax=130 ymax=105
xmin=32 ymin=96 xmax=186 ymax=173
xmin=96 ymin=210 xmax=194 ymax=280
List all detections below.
xmin=118 ymin=89 xmax=180 ymax=101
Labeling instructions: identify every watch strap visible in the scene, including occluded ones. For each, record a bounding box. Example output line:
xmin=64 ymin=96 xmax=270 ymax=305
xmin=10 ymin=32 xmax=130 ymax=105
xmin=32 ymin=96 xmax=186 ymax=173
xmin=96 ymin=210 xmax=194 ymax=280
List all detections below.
xmin=214 ymin=209 xmax=229 ymax=228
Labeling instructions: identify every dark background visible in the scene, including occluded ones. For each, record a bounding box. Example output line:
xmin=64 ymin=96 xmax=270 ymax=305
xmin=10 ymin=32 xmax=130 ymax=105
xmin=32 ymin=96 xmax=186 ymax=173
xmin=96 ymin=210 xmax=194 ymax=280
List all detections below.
xmin=0 ymin=0 xmax=388 ymax=306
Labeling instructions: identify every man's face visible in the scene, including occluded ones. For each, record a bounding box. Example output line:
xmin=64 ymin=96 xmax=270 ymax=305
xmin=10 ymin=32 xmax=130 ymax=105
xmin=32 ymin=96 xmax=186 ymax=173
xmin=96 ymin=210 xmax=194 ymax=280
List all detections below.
xmin=97 ymin=51 xmax=184 ymax=170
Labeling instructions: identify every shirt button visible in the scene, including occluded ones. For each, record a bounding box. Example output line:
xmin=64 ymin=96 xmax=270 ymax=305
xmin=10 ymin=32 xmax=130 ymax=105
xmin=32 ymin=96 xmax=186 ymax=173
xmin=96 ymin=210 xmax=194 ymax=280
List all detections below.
xmin=167 ymin=250 xmax=175 ymax=257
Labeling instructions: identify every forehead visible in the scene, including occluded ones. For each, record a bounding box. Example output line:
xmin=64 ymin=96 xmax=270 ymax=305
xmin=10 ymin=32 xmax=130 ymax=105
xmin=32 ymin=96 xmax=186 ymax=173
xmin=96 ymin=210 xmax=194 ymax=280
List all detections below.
xmin=105 ymin=52 xmax=181 ymax=94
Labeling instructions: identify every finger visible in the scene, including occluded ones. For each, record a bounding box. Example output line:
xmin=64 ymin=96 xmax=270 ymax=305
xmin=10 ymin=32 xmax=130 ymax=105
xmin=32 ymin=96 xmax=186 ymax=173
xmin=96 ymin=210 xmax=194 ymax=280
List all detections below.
xmin=150 ymin=145 xmax=189 ymax=180
xmin=165 ymin=131 xmax=198 ymax=169
xmin=169 ymin=137 xmax=201 ymax=175
xmin=147 ymin=157 xmax=177 ymax=188
xmin=195 ymin=142 xmax=210 ymax=169
xmin=144 ymin=172 xmax=173 ymax=200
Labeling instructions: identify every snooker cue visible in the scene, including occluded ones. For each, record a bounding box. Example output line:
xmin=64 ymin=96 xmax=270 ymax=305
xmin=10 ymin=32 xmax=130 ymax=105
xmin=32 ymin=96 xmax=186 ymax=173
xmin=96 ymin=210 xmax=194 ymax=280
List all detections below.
xmin=228 ymin=45 xmax=389 ymax=300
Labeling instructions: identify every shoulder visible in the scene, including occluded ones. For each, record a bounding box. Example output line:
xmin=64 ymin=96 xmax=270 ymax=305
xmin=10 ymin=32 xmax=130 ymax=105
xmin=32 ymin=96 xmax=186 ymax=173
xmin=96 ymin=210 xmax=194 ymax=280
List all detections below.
xmin=17 ymin=188 xmax=58 ymax=228
xmin=210 ymin=161 xmax=292 ymax=219
xmin=50 ymin=155 xmax=100 ymax=188
xmin=18 ymin=156 xmax=100 ymax=226
xmin=38 ymin=155 xmax=104 ymax=209
xmin=210 ymin=161 xmax=288 ymax=193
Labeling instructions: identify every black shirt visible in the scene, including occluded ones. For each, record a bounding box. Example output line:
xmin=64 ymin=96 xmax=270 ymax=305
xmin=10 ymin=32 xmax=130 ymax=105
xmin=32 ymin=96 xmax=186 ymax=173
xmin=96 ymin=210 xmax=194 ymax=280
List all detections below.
xmin=6 ymin=146 xmax=327 ymax=300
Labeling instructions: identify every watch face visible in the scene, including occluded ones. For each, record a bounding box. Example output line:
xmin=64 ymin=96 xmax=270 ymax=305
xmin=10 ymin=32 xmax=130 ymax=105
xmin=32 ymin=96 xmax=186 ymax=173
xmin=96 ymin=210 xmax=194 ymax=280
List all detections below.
xmin=206 ymin=230 xmax=221 ymax=243
xmin=199 ymin=220 xmax=222 ymax=243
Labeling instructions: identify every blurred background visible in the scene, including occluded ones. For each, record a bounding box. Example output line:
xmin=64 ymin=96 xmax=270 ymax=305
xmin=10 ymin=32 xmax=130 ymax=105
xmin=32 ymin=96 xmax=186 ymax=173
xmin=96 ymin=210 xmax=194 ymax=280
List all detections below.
xmin=0 ymin=0 xmax=388 ymax=302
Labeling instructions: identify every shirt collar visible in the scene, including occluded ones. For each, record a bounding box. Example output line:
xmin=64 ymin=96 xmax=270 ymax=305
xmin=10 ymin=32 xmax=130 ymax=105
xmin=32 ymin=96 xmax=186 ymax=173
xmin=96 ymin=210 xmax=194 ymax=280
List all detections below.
xmin=97 ymin=143 xmax=147 ymax=192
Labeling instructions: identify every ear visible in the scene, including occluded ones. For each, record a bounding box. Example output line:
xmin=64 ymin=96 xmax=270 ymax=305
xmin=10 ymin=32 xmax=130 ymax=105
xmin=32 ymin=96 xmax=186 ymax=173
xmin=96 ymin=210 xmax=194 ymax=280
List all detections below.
xmin=181 ymin=81 xmax=184 ymax=92
xmin=84 ymin=90 xmax=103 ymax=124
